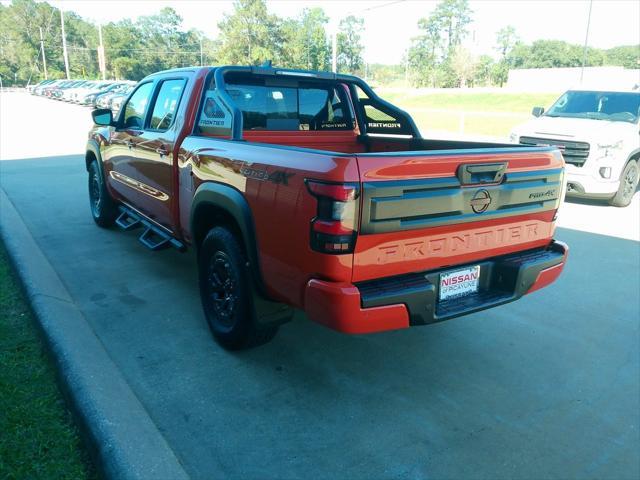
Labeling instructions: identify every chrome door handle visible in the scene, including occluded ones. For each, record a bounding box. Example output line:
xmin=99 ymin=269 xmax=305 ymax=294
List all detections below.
xmin=125 ymin=140 xmax=135 ymax=149
xmin=155 ymin=146 xmax=168 ymax=157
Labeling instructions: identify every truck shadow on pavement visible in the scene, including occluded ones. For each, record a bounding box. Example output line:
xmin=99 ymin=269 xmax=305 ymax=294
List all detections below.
xmin=2 ymin=155 xmax=639 ymax=479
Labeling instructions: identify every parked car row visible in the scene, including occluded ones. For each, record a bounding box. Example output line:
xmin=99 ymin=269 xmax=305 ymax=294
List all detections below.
xmin=29 ymin=78 xmax=135 ymax=113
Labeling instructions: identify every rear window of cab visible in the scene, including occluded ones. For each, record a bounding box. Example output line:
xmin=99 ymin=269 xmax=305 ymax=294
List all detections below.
xmin=196 ymin=75 xmax=355 ymax=136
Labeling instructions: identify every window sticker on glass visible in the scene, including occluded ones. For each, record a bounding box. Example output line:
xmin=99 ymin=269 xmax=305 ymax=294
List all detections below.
xmin=198 ymin=91 xmax=231 ymax=135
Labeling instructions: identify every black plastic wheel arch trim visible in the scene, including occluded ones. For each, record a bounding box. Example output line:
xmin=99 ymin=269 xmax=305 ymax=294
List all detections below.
xmin=190 ymin=182 xmax=271 ymax=300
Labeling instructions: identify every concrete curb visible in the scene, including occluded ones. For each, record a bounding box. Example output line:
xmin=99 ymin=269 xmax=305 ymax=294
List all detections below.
xmin=0 ymin=188 xmax=190 ymax=480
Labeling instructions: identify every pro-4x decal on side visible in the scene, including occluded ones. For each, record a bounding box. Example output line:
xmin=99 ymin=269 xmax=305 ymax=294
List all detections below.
xmin=240 ymin=164 xmax=294 ymax=185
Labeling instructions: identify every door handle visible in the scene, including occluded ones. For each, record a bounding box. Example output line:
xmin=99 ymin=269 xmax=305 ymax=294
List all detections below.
xmin=155 ymin=146 xmax=168 ymax=157
xmin=125 ymin=140 xmax=135 ymax=149
xmin=457 ymin=162 xmax=507 ymax=185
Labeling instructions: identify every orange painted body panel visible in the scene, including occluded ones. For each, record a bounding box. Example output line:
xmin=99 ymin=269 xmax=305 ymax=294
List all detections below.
xmin=304 ymin=279 xmax=410 ymax=334
xmin=357 ymin=149 xmax=561 ymax=180
xmin=178 ymin=136 xmax=360 ymax=308
xmin=351 ymin=150 xmax=563 ymax=282
xmin=352 ymin=213 xmax=556 ymax=282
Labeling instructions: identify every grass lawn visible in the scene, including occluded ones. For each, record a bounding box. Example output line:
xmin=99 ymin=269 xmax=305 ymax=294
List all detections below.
xmin=0 ymin=244 xmax=94 ymax=479
xmin=378 ymin=90 xmax=561 ymax=113
xmin=375 ymin=89 xmax=561 ymax=138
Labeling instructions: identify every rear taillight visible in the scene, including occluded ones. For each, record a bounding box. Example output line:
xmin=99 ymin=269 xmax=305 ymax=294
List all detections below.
xmin=306 ymin=180 xmax=359 ymax=254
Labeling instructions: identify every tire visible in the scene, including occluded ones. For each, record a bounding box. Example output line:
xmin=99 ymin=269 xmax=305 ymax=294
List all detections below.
xmin=88 ymin=160 xmax=118 ymax=227
xmin=609 ymin=160 xmax=639 ymax=207
xmin=198 ymin=227 xmax=278 ymax=350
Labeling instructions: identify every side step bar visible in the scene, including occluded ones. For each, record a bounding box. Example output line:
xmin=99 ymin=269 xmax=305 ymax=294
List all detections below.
xmin=115 ymin=206 xmax=186 ymax=252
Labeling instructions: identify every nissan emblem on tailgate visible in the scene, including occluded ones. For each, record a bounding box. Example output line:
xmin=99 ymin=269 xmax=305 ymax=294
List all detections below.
xmin=470 ymin=189 xmax=492 ymax=213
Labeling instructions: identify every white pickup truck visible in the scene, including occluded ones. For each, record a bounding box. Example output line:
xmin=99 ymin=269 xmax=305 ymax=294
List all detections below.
xmin=510 ymin=89 xmax=640 ymax=207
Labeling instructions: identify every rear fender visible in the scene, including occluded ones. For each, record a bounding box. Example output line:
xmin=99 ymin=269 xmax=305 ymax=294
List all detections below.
xmin=190 ymin=182 xmax=270 ymax=299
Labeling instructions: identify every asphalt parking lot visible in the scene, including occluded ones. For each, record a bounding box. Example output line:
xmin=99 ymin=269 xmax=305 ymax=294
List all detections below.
xmin=1 ymin=92 xmax=639 ymax=479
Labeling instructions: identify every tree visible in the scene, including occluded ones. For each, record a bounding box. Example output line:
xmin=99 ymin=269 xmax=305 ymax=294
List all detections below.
xmin=103 ymin=8 xmax=202 ymax=80
xmin=336 ymin=16 xmax=364 ymax=74
xmin=451 ymin=46 xmax=476 ymax=87
xmin=508 ymin=39 xmax=605 ymax=69
xmin=0 ymin=0 xmax=98 ymax=84
xmin=605 ymin=45 xmax=640 ymax=69
xmin=64 ymin=11 xmax=100 ymax=79
xmin=284 ymin=8 xmax=330 ymax=71
xmin=495 ymin=25 xmax=518 ymax=59
xmin=406 ymin=0 xmax=473 ymax=87
xmin=492 ymin=25 xmax=519 ymax=87
xmin=1 ymin=0 xmax=638 ymax=88
xmin=472 ymin=54 xmax=494 ymax=86
xmin=490 ymin=61 xmax=509 ymax=87
xmin=432 ymin=0 xmax=473 ymax=51
xmin=217 ymin=0 xmax=285 ymax=66
xmin=408 ymin=16 xmax=443 ymax=87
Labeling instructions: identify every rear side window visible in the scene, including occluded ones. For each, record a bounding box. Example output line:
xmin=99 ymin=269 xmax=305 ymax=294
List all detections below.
xmin=149 ymin=79 xmax=186 ymax=131
xmin=363 ymin=103 xmax=405 ymax=134
xmin=355 ymin=85 xmax=414 ymax=135
xmin=123 ymin=82 xmax=153 ymax=129
xmin=197 ymin=89 xmax=233 ymax=136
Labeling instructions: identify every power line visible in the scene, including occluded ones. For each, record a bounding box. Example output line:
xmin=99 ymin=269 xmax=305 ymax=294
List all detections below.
xmin=344 ymin=0 xmax=406 ymax=18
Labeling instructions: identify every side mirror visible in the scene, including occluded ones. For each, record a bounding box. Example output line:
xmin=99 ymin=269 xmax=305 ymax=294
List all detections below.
xmin=92 ymin=108 xmax=113 ymax=126
xmin=531 ymin=106 xmax=545 ymax=117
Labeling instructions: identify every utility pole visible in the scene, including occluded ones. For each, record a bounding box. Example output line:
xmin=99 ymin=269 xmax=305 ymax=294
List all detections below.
xmin=39 ymin=27 xmax=48 ymax=80
xmin=405 ymin=54 xmax=409 ymax=86
xmin=60 ymin=9 xmax=70 ymax=79
xmin=97 ymin=24 xmax=106 ymax=80
xmin=580 ymin=0 xmax=593 ymax=84
xmin=332 ymin=30 xmax=338 ymax=73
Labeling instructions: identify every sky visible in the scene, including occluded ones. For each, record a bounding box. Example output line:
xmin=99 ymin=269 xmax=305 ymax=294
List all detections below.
xmin=17 ymin=0 xmax=640 ymax=64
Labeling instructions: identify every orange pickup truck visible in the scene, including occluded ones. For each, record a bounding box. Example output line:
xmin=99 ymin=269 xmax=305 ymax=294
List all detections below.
xmin=86 ymin=65 xmax=568 ymax=349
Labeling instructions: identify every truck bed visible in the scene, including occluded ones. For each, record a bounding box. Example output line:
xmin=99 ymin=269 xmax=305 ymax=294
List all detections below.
xmin=216 ymin=129 xmax=518 ymax=155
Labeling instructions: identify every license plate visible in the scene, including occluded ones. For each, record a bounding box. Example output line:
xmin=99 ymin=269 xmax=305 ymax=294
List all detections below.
xmin=439 ymin=265 xmax=481 ymax=301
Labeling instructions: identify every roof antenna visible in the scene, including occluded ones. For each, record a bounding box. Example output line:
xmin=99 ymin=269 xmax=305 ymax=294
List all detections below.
xmin=262 ymin=60 xmax=272 ymax=68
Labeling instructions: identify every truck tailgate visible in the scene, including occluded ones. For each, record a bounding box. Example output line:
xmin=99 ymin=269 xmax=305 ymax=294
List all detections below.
xmin=353 ymin=147 xmax=564 ymax=282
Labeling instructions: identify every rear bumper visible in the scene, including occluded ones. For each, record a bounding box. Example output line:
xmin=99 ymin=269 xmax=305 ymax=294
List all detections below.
xmin=304 ymin=240 xmax=568 ymax=334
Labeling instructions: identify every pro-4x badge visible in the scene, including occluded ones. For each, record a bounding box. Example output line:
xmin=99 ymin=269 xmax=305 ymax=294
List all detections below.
xmin=240 ymin=165 xmax=294 ymax=185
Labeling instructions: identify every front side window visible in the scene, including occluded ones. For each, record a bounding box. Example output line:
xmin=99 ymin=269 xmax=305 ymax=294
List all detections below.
xmin=149 ymin=79 xmax=186 ymax=131
xmin=122 ymin=82 xmax=153 ymax=129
